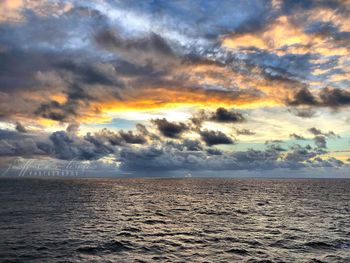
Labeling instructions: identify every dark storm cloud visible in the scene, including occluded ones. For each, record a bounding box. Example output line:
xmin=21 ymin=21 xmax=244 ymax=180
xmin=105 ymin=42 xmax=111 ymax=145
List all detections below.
xmin=152 ymin=118 xmax=189 ymax=139
xmin=0 ymin=47 xmax=123 ymax=122
xmin=319 ymin=88 xmax=350 ymax=108
xmin=199 ymin=130 xmax=234 ymax=146
xmin=210 ymin=107 xmax=245 ymax=123
xmin=0 ymin=48 xmax=63 ymax=92
xmin=288 ymin=88 xmax=350 ymax=108
xmin=50 ymin=130 xmax=116 ymax=160
xmin=284 ymin=144 xmax=318 ymax=163
xmin=119 ymin=131 xmax=147 ymax=145
xmin=190 ymin=108 xmax=246 ymax=129
xmin=0 ymin=0 xmax=349 ymax=175
xmin=0 ymin=129 xmax=52 ymax=157
xmin=0 ymin=0 xmax=347 ymax=129
xmin=57 ymin=61 xmax=122 ymax=87
xmin=118 ymin=140 xmax=342 ymax=172
xmin=288 ymin=88 xmax=318 ymax=106
xmin=0 ymin=10 xmax=124 ymax=123
xmin=86 ymin=128 xmax=147 ymax=147
xmin=0 ymin=126 xmax=146 ymax=160
xmin=182 ymin=139 xmax=204 ymax=151
xmin=0 ymin=127 xmax=343 ymax=172
xmin=35 ymin=101 xmax=78 ymax=122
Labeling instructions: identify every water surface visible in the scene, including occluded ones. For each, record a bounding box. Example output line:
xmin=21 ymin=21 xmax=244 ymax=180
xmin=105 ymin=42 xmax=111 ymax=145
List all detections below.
xmin=0 ymin=178 xmax=349 ymax=262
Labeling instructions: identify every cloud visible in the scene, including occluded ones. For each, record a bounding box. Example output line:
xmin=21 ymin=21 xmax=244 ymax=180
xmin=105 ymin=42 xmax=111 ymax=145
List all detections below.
xmin=210 ymin=107 xmax=246 ymax=123
xmin=314 ymin=135 xmax=327 ymax=148
xmin=0 ymin=0 xmax=349 ymax=176
xmin=191 ymin=107 xmax=246 ymax=130
xmin=86 ymin=128 xmax=147 ymax=147
xmin=118 ymin=140 xmax=342 ymax=173
xmin=152 ymin=118 xmax=189 ymax=139
xmin=290 ymin=133 xmax=306 ymax=140
xmin=0 ymin=126 xmax=344 ymax=173
xmin=199 ymin=130 xmax=234 ymax=146
xmin=0 ymin=129 xmax=52 ymax=157
xmin=288 ymin=87 xmax=350 ymax=108
xmin=119 ymin=130 xmax=147 ymax=144
xmin=49 ymin=130 xmax=114 ymax=160
xmin=15 ymin=122 xmax=27 ymax=133
xmin=35 ymin=101 xmax=77 ymax=122
xmin=306 ymin=127 xmax=340 ymax=149
xmin=236 ymin=129 xmax=256 ymax=136
xmin=288 ymin=107 xmax=316 ymax=118
xmin=94 ymin=28 xmax=180 ymax=69
xmin=308 ymin=127 xmax=323 ymax=135
xmin=319 ymin=87 xmax=350 ymax=108
xmin=308 ymin=127 xmax=339 ymax=137
xmin=288 ymin=88 xmax=318 ymax=106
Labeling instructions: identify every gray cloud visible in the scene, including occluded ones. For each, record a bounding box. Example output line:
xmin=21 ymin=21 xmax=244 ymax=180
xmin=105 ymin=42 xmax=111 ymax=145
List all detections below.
xmin=15 ymin=122 xmax=27 ymax=133
xmin=314 ymin=135 xmax=327 ymax=149
xmin=0 ymin=0 xmax=348 ymax=176
xmin=118 ymin=141 xmax=342 ymax=173
xmin=290 ymin=133 xmax=306 ymax=140
xmin=289 ymin=87 xmax=350 ymax=108
xmin=199 ymin=130 xmax=234 ymax=146
xmin=308 ymin=127 xmax=339 ymax=138
xmin=191 ymin=108 xmax=246 ymax=130
xmin=309 ymin=127 xmax=323 ymax=136
xmin=0 ymin=130 xmax=52 ymax=157
xmin=94 ymin=30 xmax=178 ymax=67
xmin=288 ymin=107 xmax=316 ymax=118
xmin=119 ymin=131 xmax=147 ymax=145
xmin=152 ymin=118 xmax=189 ymax=139
xmin=236 ymin=129 xmax=256 ymax=136
xmin=49 ymin=130 xmax=115 ymax=160
xmin=35 ymin=101 xmax=77 ymax=122
xmin=0 ymin=127 xmax=344 ymax=173
xmin=210 ymin=107 xmax=245 ymax=123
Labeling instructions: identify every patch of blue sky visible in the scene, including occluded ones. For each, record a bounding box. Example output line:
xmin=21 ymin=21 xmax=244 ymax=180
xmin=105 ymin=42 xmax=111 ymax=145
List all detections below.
xmin=89 ymin=118 xmax=138 ymax=130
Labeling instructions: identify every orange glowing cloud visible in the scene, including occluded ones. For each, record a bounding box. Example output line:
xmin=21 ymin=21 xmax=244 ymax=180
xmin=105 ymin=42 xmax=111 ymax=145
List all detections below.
xmin=221 ymin=15 xmax=348 ymax=57
xmin=0 ymin=0 xmax=24 ymax=22
xmin=90 ymin=86 xmax=281 ymax=116
xmin=0 ymin=0 xmax=74 ymax=23
xmin=222 ymin=16 xmax=313 ymax=51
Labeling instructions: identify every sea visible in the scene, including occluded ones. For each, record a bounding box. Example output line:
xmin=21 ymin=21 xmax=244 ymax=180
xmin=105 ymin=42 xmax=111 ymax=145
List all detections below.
xmin=0 ymin=178 xmax=349 ymax=262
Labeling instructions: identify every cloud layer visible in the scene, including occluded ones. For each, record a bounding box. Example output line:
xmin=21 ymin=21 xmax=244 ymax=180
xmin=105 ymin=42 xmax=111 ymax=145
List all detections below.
xmin=0 ymin=0 xmax=349 ymax=175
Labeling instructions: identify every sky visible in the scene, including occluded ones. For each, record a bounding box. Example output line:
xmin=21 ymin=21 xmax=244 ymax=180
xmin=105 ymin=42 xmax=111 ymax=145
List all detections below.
xmin=0 ymin=0 xmax=350 ymax=177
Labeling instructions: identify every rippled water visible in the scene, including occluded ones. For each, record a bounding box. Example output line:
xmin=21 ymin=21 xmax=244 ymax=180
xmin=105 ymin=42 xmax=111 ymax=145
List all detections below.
xmin=0 ymin=178 xmax=349 ymax=263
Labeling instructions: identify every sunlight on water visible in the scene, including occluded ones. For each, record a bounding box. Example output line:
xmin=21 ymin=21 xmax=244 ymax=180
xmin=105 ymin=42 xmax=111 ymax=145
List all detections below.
xmin=0 ymin=178 xmax=349 ymax=262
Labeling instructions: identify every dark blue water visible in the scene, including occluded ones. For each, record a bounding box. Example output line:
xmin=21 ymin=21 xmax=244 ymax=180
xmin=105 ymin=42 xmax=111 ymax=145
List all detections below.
xmin=0 ymin=178 xmax=349 ymax=262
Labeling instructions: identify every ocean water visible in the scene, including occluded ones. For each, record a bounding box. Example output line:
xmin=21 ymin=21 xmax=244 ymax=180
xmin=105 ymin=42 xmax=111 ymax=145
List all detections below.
xmin=0 ymin=178 xmax=349 ymax=263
